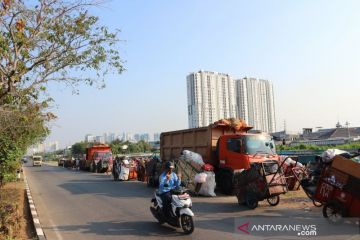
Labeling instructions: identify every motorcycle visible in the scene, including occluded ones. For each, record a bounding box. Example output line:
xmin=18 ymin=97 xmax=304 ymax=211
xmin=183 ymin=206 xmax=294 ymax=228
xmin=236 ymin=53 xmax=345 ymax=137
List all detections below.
xmin=150 ymin=186 xmax=195 ymax=234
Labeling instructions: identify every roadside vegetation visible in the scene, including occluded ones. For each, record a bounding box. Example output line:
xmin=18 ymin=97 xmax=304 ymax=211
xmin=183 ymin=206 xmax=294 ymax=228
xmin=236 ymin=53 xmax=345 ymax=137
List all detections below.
xmin=0 ymin=0 xmax=124 ymax=238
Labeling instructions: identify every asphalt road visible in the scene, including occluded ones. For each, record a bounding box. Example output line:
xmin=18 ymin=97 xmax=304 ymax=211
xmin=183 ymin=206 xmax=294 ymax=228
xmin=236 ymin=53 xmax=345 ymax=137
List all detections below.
xmin=23 ymin=162 xmax=359 ymax=240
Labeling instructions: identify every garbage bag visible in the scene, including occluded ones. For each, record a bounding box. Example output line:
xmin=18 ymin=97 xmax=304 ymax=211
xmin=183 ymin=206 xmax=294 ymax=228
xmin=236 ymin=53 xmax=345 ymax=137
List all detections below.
xmin=194 ymin=172 xmax=207 ymax=183
xmin=322 ymin=149 xmax=348 ymax=163
xmin=182 ymin=150 xmax=204 ymax=166
xmin=198 ymin=171 xmax=216 ymax=197
xmin=119 ymin=165 xmax=130 ymax=180
xmin=280 ymin=156 xmax=303 ymax=168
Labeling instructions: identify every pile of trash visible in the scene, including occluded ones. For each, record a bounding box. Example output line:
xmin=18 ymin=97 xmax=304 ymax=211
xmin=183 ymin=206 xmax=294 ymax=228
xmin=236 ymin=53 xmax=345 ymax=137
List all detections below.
xmin=213 ymin=118 xmax=251 ymax=131
xmin=176 ymin=150 xmax=216 ymax=197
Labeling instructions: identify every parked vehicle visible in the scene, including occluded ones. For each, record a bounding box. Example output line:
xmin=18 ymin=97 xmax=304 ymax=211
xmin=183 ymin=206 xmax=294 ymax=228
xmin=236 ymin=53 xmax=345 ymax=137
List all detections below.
xmin=150 ymin=186 xmax=195 ymax=234
xmin=80 ymin=144 xmax=113 ymax=173
xmin=58 ymin=157 xmax=66 ymax=167
xmin=22 ymin=157 xmax=28 ymax=163
xmin=159 ymin=119 xmax=279 ymax=194
xmin=300 ymin=155 xmax=360 ymax=223
xmin=32 ymin=155 xmax=43 ymax=167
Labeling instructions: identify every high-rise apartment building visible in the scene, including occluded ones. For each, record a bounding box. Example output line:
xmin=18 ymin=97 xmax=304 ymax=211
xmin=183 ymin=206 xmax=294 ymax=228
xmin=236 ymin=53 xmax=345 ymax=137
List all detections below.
xmin=236 ymin=77 xmax=276 ymax=133
xmin=187 ymin=70 xmax=237 ymax=128
xmin=187 ymin=71 xmax=276 ymax=133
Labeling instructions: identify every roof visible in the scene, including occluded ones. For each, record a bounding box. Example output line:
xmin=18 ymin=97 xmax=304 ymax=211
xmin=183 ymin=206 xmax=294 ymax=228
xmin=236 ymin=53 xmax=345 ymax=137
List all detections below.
xmin=302 ymin=127 xmax=360 ymax=140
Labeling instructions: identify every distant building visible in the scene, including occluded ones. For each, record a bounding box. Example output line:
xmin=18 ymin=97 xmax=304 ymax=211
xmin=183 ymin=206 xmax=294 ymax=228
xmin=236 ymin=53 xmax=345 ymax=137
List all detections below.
xmin=289 ymin=123 xmax=360 ymax=146
xmin=47 ymin=141 xmax=59 ymax=152
xmin=134 ymin=134 xmax=141 ymax=142
xmin=140 ymin=133 xmax=150 ymax=142
xmin=187 ymin=70 xmax=276 ymax=133
xmin=95 ymin=136 xmax=105 ymax=144
xmin=271 ymin=131 xmax=300 ymax=145
xmin=104 ymin=132 xmax=116 ymax=143
xmin=187 ymin=70 xmax=237 ymax=128
xmin=153 ymin=133 xmax=160 ymax=142
xmin=121 ymin=132 xmax=133 ymax=142
xmin=85 ymin=134 xmax=95 ymax=142
xmin=236 ymin=77 xmax=276 ymax=133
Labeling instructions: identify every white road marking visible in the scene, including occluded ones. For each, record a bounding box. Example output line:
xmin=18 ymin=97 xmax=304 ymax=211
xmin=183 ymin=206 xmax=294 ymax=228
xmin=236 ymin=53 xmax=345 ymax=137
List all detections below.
xmin=36 ymin=228 xmax=44 ymax=236
xmin=33 ymin=218 xmax=40 ymax=224
xmin=48 ymin=218 xmax=64 ymax=240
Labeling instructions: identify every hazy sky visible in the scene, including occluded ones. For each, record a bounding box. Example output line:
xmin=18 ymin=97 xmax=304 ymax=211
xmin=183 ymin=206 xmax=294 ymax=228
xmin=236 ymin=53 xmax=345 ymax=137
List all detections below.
xmin=45 ymin=0 xmax=360 ymax=147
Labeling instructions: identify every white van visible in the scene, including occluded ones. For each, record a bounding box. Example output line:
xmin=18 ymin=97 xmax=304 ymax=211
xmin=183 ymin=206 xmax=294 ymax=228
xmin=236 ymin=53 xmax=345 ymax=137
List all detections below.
xmin=32 ymin=156 xmax=43 ymax=167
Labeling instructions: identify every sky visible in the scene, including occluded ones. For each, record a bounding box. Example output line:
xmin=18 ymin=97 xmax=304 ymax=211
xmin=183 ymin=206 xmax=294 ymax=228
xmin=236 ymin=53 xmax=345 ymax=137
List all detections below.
xmin=45 ymin=0 xmax=360 ymax=147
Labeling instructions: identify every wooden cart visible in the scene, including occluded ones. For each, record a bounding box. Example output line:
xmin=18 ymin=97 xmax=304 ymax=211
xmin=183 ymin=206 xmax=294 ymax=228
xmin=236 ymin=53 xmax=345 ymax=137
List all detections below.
xmin=233 ymin=160 xmax=288 ymax=209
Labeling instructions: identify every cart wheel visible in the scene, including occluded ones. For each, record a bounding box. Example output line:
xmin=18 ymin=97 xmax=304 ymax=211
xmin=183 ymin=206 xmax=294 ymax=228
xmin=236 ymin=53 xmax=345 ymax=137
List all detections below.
xmin=323 ymin=201 xmax=344 ymax=224
xmin=267 ymin=195 xmax=280 ymax=206
xmin=245 ymin=192 xmax=258 ymax=209
xmin=312 ymin=199 xmax=323 ymax=207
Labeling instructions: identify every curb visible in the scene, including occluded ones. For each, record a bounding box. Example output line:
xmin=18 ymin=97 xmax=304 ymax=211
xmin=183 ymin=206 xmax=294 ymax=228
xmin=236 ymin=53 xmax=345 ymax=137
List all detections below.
xmin=23 ymin=172 xmax=46 ymax=240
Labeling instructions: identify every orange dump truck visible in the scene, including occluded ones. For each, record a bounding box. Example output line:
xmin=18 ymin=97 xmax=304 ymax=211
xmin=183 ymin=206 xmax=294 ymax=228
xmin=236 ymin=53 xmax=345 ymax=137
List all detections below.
xmin=160 ymin=119 xmax=279 ymax=194
xmin=80 ymin=144 xmax=113 ymax=173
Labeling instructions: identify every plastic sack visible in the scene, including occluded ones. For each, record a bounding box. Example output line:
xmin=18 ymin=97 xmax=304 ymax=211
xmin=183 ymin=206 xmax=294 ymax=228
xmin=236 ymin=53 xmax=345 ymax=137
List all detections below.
xmin=198 ymin=171 xmax=216 ymax=197
xmin=194 ymin=172 xmax=207 ymax=183
xmin=119 ymin=165 xmax=130 ymax=180
xmin=182 ymin=150 xmax=204 ymax=166
xmin=280 ymin=156 xmax=303 ymax=168
xmin=322 ymin=149 xmax=348 ymax=163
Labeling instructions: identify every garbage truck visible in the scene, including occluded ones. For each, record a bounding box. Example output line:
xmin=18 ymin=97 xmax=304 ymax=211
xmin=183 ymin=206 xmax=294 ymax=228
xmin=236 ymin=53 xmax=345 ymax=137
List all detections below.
xmin=80 ymin=144 xmax=113 ymax=173
xmin=160 ymin=119 xmax=279 ymax=194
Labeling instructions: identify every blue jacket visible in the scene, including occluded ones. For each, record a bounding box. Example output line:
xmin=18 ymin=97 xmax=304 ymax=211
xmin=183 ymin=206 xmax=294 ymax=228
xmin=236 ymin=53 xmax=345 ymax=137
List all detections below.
xmin=159 ymin=172 xmax=181 ymax=194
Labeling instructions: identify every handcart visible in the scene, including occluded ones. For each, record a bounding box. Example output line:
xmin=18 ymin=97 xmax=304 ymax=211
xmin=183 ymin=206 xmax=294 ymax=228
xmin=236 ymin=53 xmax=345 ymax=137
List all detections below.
xmin=291 ymin=159 xmax=325 ymax=207
xmin=301 ymin=155 xmax=360 ymax=223
xmin=233 ymin=160 xmax=288 ymax=209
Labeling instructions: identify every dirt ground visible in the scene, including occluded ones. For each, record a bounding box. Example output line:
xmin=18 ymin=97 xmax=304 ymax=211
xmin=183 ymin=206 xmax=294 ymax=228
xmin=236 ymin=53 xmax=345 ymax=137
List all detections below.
xmin=0 ymin=180 xmax=36 ymax=240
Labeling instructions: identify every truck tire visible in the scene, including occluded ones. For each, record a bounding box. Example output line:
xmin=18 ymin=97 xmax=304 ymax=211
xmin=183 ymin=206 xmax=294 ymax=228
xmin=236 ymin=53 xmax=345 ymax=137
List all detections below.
xmin=221 ymin=172 xmax=234 ymax=195
xmin=245 ymin=191 xmax=258 ymax=209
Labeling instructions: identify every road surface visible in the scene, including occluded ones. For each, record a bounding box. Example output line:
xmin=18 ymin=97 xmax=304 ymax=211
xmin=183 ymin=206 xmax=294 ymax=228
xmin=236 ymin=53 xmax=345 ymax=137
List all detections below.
xmin=23 ymin=163 xmax=359 ymax=240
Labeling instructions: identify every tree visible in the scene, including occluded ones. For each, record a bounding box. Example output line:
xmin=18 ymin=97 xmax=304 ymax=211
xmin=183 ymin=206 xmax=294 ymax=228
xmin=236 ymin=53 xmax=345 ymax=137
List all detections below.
xmin=0 ymin=0 xmax=124 ymax=187
xmin=0 ymin=0 xmax=124 ymax=105
xmin=71 ymin=142 xmax=87 ymax=157
xmin=0 ymin=103 xmax=48 ymax=186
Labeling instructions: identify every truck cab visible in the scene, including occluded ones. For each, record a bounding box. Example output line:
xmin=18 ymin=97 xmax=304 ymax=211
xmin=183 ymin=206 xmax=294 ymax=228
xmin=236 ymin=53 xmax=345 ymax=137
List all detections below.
xmin=216 ymin=133 xmax=278 ymax=194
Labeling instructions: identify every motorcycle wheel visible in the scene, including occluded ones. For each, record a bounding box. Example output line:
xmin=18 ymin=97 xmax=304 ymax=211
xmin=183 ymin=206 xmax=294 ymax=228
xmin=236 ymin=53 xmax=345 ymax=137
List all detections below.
xmin=181 ymin=215 xmax=194 ymax=234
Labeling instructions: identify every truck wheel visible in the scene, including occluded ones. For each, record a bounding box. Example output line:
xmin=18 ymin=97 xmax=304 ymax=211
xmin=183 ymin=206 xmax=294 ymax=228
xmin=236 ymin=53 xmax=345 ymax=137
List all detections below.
xmin=245 ymin=191 xmax=258 ymax=209
xmin=221 ymin=173 xmax=233 ymax=195
xmin=323 ymin=200 xmax=345 ymax=224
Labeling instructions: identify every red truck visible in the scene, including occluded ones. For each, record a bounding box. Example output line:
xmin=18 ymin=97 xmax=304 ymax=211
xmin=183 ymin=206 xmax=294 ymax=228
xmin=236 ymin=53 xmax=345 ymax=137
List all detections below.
xmin=160 ymin=119 xmax=279 ymax=194
xmin=80 ymin=144 xmax=113 ymax=173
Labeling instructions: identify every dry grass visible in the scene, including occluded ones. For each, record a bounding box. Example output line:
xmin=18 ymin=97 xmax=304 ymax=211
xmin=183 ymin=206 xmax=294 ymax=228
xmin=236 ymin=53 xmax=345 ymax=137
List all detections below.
xmin=0 ymin=181 xmax=36 ymax=240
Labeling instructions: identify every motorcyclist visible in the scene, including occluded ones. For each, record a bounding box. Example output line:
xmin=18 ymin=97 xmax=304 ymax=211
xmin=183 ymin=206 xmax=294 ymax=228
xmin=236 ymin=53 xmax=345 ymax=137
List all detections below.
xmin=159 ymin=161 xmax=181 ymax=217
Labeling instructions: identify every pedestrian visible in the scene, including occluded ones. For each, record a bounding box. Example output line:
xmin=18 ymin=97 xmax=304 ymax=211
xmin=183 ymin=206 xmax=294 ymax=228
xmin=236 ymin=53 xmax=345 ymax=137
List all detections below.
xmin=76 ymin=158 xmax=80 ymax=171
